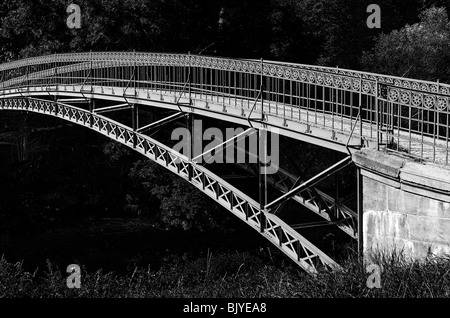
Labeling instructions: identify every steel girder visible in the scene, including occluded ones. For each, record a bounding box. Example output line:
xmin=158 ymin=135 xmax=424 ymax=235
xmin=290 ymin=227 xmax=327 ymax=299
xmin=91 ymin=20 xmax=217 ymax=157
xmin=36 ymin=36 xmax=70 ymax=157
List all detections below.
xmin=94 ymin=103 xmax=131 ymax=114
xmin=136 ymin=112 xmax=184 ymax=133
xmin=214 ymin=133 xmax=358 ymax=238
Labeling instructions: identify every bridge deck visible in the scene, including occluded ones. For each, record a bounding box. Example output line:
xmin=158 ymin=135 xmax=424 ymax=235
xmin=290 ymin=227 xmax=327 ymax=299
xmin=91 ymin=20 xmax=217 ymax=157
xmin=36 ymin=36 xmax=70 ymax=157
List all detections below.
xmin=4 ymin=84 xmax=448 ymax=167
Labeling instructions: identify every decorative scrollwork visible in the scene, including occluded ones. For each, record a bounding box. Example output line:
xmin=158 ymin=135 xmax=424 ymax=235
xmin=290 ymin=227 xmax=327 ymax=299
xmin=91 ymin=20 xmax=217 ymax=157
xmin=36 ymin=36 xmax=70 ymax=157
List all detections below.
xmin=277 ymin=67 xmax=284 ymax=77
xmin=400 ymin=90 xmax=411 ymax=104
xmin=342 ymin=77 xmax=352 ymax=89
xmin=333 ymin=76 xmax=342 ymax=88
xmin=420 ymin=83 xmax=429 ymax=92
xmin=352 ymin=79 xmax=361 ymax=91
xmin=411 ymin=93 xmax=422 ymax=106
xmin=324 ymin=75 xmax=333 ymax=86
xmin=284 ymin=68 xmax=291 ymax=78
xmin=378 ymin=84 xmax=388 ymax=99
xmin=388 ymin=88 xmax=400 ymax=102
xmin=437 ymin=97 xmax=448 ymax=111
xmin=235 ymin=61 xmax=242 ymax=71
xmin=255 ymin=63 xmax=262 ymax=73
xmin=308 ymin=72 xmax=316 ymax=83
xmin=430 ymin=84 xmax=439 ymax=93
xmin=423 ymin=95 xmax=435 ymax=109
xmin=316 ymin=74 xmax=324 ymax=84
xmin=362 ymin=81 xmax=371 ymax=93
xmin=440 ymin=86 xmax=449 ymax=95
xmin=300 ymin=71 xmax=308 ymax=81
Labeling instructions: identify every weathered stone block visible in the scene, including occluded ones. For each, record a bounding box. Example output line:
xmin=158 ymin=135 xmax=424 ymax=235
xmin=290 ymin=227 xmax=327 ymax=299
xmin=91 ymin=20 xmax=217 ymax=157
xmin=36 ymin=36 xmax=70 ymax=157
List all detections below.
xmin=364 ymin=234 xmax=450 ymax=259
xmin=401 ymin=161 xmax=450 ymax=194
xmin=363 ymin=177 xmax=388 ymax=212
xmin=363 ymin=210 xmax=410 ymax=240
xmin=353 ymin=149 xmax=405 ymax=179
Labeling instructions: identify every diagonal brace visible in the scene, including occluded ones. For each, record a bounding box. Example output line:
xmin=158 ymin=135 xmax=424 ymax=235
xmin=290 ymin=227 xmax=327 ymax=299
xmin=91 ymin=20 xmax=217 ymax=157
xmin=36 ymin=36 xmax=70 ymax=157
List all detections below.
xmin=94 ymin=103 xmax=131 ymax=114
xmin=265 ymin=156 xmax=352 ymax=211
xmin=192 ymin=128 xmax=255 ymax=163
xmin=272 ymin=174 xmax=303 ymax=215
xmin=137 ymin=112 xmax=184 ymax=133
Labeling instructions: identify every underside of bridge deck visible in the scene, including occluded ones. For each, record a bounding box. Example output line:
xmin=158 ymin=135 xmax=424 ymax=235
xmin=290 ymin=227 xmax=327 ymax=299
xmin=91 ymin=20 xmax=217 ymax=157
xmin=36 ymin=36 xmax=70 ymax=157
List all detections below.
xmin=0 ymin=92 xmax=360 ymax=274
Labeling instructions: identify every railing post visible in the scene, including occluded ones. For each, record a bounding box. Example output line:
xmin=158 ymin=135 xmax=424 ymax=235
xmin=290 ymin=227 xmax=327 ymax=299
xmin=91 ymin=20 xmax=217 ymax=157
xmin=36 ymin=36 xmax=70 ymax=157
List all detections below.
xmin=375 ymin=78 xmax=379 ymax=151
xmin=260 ymin=58 xmax=264 ymax=120
xmin=25 ymin=58 xmax=29 ymax=111
xmin=187 ymin=113 xmax=194 ymax=182
xmin=89 ymin=50 xmax=93 ymax=89
xmin=89 ymin=99 xmax=94 ymax=128
xmin=132 ymin=104 xmax=137 ymax=148
xmin=434 ymin=79 xmax=439 ymax=162
xmin=334 ymin=158 xmax=340 ymax=220
xmin=54 ymin=53 xmax=58 ymax=92
xmin=134 ymin=50 xmax=137 ymax=97
xmin=359 ymin=74 xmax=363 ymax=147
xmin=188 ymin=51 xmax=192 ymax=106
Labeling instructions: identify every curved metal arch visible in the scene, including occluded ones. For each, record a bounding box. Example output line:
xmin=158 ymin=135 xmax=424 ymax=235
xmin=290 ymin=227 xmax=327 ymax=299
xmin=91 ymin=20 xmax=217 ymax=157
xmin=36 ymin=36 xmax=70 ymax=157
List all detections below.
xmin=0 ymin=97 xmax=341 ymax=274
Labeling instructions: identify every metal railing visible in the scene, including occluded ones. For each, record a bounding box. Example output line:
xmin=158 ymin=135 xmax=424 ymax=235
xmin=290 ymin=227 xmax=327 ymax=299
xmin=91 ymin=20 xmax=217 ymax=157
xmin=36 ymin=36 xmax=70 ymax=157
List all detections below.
xmin=1 ymin=51 xmax=449 ymax=165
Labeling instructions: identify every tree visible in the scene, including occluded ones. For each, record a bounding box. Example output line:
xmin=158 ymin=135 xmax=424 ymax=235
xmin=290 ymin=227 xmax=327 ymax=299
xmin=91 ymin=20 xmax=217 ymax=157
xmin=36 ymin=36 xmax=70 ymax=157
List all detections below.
xmin=0 ymin=0 xmax=224 ymax=60
xmin=300 ymin=0 xmax=424 ymax=69
xmin=128 ymin=160 xmax=232 ymax=231
xmin=361 ymin=6 xmax=450 ymax=82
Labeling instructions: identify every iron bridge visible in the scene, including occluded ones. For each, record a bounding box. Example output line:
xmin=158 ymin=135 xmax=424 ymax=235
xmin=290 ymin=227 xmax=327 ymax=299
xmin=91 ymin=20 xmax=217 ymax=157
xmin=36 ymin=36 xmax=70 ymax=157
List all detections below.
xmin=1 ymin=52 xmax=450 ymax=274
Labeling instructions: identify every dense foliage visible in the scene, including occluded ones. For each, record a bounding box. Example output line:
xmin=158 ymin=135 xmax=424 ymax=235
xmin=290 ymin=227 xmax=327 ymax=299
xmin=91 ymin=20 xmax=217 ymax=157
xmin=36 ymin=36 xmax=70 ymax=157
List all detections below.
xmin=362 ymin=6 xmax=450 ymax=82
xmin=1 ymin=251 xmax=450 ymax=298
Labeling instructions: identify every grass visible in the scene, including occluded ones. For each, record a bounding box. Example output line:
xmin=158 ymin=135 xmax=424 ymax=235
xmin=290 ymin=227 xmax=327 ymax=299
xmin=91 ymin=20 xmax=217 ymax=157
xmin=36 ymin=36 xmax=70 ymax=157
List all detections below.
xmin=1 ymin=248 xmax=450 ymax=298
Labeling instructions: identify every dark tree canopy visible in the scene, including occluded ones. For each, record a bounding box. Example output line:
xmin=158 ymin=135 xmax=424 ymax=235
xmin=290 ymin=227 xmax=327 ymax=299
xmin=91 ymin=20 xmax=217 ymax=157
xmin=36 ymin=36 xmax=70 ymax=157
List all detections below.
xmin=361 ymin=6 xmax=450 ymax=82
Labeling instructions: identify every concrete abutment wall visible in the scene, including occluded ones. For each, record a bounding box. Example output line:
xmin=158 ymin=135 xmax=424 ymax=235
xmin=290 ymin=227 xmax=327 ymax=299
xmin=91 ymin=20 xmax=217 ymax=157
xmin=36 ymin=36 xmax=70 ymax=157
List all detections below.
xmin=353 ymin=149 xmax=450 ymax=259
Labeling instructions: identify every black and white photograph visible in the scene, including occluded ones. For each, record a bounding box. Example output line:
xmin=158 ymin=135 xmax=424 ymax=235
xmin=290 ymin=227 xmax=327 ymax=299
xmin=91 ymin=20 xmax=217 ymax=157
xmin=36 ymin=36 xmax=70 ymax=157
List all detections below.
xmin=0 ymin=0 xmax=449 ymax=308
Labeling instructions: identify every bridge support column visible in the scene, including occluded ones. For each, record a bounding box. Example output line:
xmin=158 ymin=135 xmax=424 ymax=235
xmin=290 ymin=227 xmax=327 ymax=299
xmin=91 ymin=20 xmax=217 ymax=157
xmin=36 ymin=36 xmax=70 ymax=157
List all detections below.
xmin=187 ymin=112 xmax=194 ymax=182
xmin=357 ymin=167 xmax=364 ymax=257
xmin=353 ymin=149 xmax=450 ymax=260
xmin=258 ymin=128 xmax=267 ymax=233
xmin=132 ymin=104 xmax=138 ymax=148
xmin=89 ymin=99 xmax=95 ymax=128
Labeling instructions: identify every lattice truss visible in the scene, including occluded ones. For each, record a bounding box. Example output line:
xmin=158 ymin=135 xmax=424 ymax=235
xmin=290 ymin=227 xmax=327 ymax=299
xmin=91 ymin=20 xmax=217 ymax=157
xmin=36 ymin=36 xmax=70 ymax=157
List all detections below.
xmin=0 ymin=97 xmax=340 ymax=274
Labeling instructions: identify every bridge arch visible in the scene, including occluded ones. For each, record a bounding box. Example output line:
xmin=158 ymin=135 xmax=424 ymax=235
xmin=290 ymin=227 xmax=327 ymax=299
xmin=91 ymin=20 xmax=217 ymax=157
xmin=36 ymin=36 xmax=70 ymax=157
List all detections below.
xmin=0 ymin=96 xmax=340 ymax=274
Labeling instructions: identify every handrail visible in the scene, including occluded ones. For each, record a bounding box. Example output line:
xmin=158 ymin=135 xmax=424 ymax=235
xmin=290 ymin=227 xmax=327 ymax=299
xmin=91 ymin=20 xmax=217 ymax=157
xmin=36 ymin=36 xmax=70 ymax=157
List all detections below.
xmin=1 ymin=52 xmax=450 ymax=94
